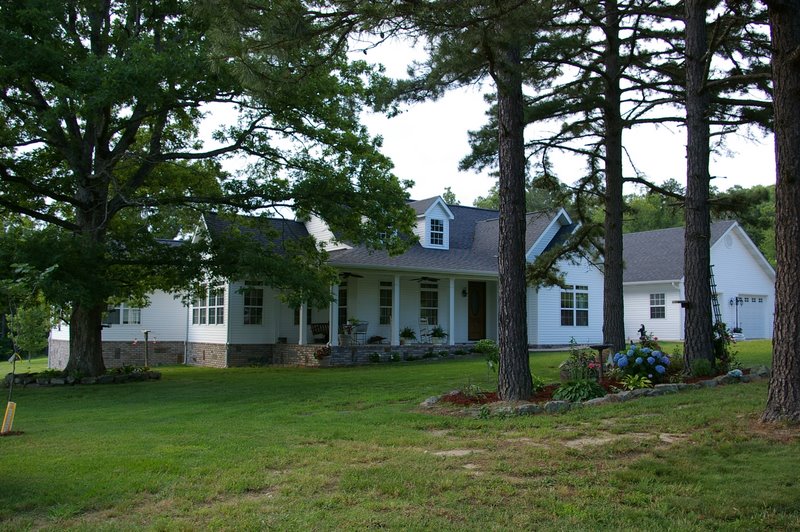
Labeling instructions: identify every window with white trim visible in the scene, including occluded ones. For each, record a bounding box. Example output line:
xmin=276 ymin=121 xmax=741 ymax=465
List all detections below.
xmin=243 ymin=282 xmax=263 ymax=325
xmin=338 ymin=283 xmax=348 ymax=327
xmin=650 ymin=293 xmax=666 ymax=319
xmin=560 ymin=285 xmax=589 ymax=326
xmin=104 ymin=303 xmax=141 ymax=325
xmin=192 ymin=286 xmax=224 ymax=325
xmin=430 ymin=219 xmax=444 ymax=246
xmin=379 ymin=281 xmax=392 ymax=325
xmin=420 ymin=282 xmax=439 ymax=325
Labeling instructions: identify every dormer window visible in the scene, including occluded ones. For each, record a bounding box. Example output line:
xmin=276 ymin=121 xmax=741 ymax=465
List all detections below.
xmin=430 ymin=219 xmax=444 ymax=246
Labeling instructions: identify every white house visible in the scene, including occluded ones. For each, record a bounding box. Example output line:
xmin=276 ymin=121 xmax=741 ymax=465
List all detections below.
xmin=622 ymin=221 xmax=775 ymax=341
xmin=49 ymin=197 xmax=604 ymax=368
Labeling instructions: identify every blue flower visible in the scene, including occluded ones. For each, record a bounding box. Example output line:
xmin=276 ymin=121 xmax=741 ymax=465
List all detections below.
xmin=655 ymin=365 xmax=666 ymax=374
xmin=635 ymin=357 xmax=643 ymax=365
xmin=647 ymin=356 xmax=655 ymax=365
xmin=642 ymin=348 xmax=652 ymax=354
xmin=617 ymin=356 xmax=629 ymax=368
xmin=653 ymin=351 xmax=662 ymax=358
xmin=613 ymin=353 xmax=621 ymax=362
xmin=661 ymin=356 xmax=670 ymax=366
xmin=627 ymin=349 xmax=635 ymax=356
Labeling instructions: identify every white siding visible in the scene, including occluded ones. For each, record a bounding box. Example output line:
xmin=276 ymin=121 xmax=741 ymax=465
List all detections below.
xmin=305 ymin=215 xmax=350 ymax=251
xmin=527 ymin=213 xmax=567 ymax=260
xmin=187 ymin=286 xmax=229 ymax=345
xmin=526 ymin=287 xmax=539 ymax=344
xmin=623 ymin=283 xmax=684 ymax=341
xmin=49 ymin=290 xmax=189 ymax=343
xmin=711 ymin=227 xmax=775 ymax=338
xmin=533 ymin=258 xmax=604 ymax=344
xmin=421 ymin=203 xmax=451 ymax=249
xmin=227 ymin=283 xmax=278 ymax=344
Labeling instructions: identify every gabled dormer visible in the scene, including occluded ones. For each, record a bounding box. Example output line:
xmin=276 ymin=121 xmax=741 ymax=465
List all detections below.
xmin=304 ymin=214 xmax=352 ymax=252
xmin=410 ymin=197 xmax=455 ymax=250
xmin=526 ymin=208 xmax=575 ymax=261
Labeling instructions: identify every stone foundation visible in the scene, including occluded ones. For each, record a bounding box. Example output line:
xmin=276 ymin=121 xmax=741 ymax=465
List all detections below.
xmin=48 ymin=339 xmax=183 ymax=370
xmin=48 ymin=338 xmax=474 ymax=369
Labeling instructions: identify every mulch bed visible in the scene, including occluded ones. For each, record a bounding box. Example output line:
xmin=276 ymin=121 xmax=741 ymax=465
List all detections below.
xmin=440 ymin=381 xmax=623 ymax=407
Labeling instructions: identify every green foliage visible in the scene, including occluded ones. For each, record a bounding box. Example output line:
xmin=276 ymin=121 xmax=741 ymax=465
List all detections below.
xmin=712 ymin=322 xmax=741 ymax=373
xmin=620 ymin=374 xmax=653 ymax=391
xmin=472 ymin=339 xmax=499 ymax=373
xmin=552 ymin=379 xmax=606 ymax=402
xmin=458 ymin=382 xmax=485 ymax=400
xmin=441 ymin=186 xmax=460 ymax=205
xmin=430 ymin=326 xmax=447 ymax=338
xmin=691 ymin=358 xmax=714 ymax=378
xmin=390 ymin=353 xmax=401 ymax=363
xmin=532 ymin=375 xmax=546 ymax=393
xmin=400 ymin=327 xmax=416 ymax=340
xmin=559 ymin=338 xmax=599 ymax=381
xmin=368 ymin=353 xmax=381 ymax=363
xmin=612 ymin=345 xmax=671 ymax=384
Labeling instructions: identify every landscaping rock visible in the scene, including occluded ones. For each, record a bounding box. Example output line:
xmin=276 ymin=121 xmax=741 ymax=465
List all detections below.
xmin=584 ymin=396 xmax=613 ymax=406
xmin=147 ymin=371 xmax=162 ymax=380
xmin=36 ymin=377 xmax=50 ymax=385
xmin=740 ymin=375 xmax=752 ymax=383
xmin=699 ymin=379 xmax=718 ymax=388
xmin=113 ymin=374 xmax=130 ymax=384
xmin=96 ymin=375 xmax=114 ymax=384
xmin=80 ymin=377 xmax=97 ymax=385
xmin=751 ymin=365 xmax=770 ymax=378
xmin=66 ymin=376 xmax=76 ymax=385
xmin=654 ymin=384 xmax=681 ymax=393
xmin=421 ymin=396 xmax=440 ymax=408
xmin=50 ymin=378 xmax=66 ymax=386
xmin=515 ymin=403 xmax=543 ymax=416
xmin=544 ymin=401 xmax=571 ymax=414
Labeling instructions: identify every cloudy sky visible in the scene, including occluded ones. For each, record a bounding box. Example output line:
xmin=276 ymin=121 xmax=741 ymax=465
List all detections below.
xmin=358 ymin=39 xmax=776 ymax=206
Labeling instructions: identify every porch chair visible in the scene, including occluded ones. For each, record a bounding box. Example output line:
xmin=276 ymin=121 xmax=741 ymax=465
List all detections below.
xmin=419 ymin=317 xmax=431 ymax=344
xmin=353 ymin=321 xmax=368 ymax=344
xmin=310 ymin=323 xmax=329 ymax=344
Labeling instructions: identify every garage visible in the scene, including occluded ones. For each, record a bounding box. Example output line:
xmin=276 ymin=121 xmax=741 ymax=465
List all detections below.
xmin=736 ymin=295 xmax=768 ymax=339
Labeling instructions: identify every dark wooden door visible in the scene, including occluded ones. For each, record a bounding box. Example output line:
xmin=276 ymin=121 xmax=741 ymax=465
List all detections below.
xmin=468 ymin=281 xmax=487 ymax=341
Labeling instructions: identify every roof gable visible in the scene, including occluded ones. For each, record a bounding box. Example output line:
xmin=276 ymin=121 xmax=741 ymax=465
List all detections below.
xmin=409 ymin=196 xmax=455 ymax=220
xmin=622 ymin=221 xmax=739 ymax=283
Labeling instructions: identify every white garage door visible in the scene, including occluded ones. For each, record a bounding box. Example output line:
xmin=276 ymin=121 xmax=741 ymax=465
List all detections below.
xmin=738 ymin=295 xmax=767 ymax=339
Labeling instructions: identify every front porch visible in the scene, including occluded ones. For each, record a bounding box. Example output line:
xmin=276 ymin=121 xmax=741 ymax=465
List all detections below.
xmin=289 ymin=271 xmax=499 ymax=348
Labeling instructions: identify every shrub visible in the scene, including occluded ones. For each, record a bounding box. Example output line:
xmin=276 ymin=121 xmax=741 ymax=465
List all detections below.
xmin=368 ymin=353 xmax=381 ymax=363
xmin=422 ymin=351 xmax=437 ymax=359
xmin=691 ymin=358 xmax=713 ymax=377
xmin=390 ymin=353 xmax=401 ymax=362
xmin=459 ymin=382 xmax=485 ymax=400
xmin=532 ymin=375 xmax=546 ymax=393
xmin=620 ymin=374 xmax=653 ymax=390
xmin=472 ymin=339 xmax=499 ymax=373
xmin=712 ymin=322 xmax=741 ymax=372
xmin=612 ymin=344 xmax=670 ymax=384
xmin=552 ymin=379 xmax=606 ymax=402
xmin=559 ymin=338 xmax=599 ymax=381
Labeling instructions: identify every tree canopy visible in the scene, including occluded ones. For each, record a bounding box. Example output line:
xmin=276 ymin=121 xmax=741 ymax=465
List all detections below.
xmin=0 ymin=0 xmax=415 ymax=375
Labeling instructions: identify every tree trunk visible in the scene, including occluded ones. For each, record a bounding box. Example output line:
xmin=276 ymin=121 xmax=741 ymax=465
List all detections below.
xmin=683 ymin=0 xmax=714 ymax=373
xmin=495 ymin=42 xmax=532 ymax=401
xmin=762 ymin=0 xmax=800 ymax=423
xmin=602 ymin=0 xmax=626 ymax=352
xmin=66 ymin=302 xmax=106 ymax=377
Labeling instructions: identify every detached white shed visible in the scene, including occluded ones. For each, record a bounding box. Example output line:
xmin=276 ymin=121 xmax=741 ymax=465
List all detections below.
xmin=622 ymin=222 xmax=775 ymax=341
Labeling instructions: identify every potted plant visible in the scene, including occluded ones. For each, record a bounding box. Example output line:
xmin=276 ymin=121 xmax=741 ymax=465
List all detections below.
xmin=400 ymin=327 xmax=416 ymax=345
xmin=430 ymin=326 xmax=447 ymax=345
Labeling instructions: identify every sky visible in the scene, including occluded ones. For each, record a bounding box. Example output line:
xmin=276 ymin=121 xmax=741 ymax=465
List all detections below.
xmin=357 ymin=39 xmax=777 ymax=206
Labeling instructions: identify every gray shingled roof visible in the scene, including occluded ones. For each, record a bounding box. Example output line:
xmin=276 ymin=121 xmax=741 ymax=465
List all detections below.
xmin=203 ymin=213 xmax=309 ymax=254
xmin=622 ymin=221 xmax=736 ymax=282
xmin=329 ymin=209 xmax=565 ymax=275
xmin=408 ymin=197 xmax=439 ymax=216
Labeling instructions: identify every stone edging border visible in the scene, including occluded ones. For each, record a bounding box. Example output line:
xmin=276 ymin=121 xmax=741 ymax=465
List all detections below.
xmin=3 ymin=371 xmax=162 ymax=388
xmin=420 ymin=365 xmax=772 ymax=418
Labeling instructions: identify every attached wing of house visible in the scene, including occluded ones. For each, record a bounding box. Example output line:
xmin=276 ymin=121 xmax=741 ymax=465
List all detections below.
xmin=49 ymin=197 xmax=605 ymax=369
xmin=622 ymin=221 xmax=775 ymax=341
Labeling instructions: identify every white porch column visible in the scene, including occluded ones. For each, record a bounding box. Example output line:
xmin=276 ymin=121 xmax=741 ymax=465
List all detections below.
xmin=299 ymin=302 xmax=308 ymax=345
xmin=392 ymin=274 xmax=401 ymax=345
xmin=330 ymin=284 xmax=339 ymax=347
xmin=449 ymin=277 xmax=456 ymax=346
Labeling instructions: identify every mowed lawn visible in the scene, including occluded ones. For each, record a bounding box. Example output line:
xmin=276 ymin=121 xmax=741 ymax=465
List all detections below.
xmin=1 ymin=340 xmax=798 ymax=530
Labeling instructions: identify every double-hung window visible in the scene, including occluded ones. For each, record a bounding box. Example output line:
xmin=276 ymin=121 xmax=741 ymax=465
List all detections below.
xmin=430 ymin=219 xmax=444 ymax=246
xmin=650 ymin=293 xmax=666 ymax=319
xmin=104 ymin=303 xmax=141 ymax=325
xmin=192 ymin=286 xmax=225 ymax=325
xmin=561 ymin=285 xmax=589 ymax=326
xmin=243 ymin=282 xmax=264 ymax=325
xmin=379 ymin=282 xmax=392 ymax=325
xmin=420 ymin=282 xmax=439 ymax=325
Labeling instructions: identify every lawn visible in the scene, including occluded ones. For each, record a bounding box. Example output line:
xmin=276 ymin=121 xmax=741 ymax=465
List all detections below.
xmin=1 ymin=340 xmax=796 ymax=530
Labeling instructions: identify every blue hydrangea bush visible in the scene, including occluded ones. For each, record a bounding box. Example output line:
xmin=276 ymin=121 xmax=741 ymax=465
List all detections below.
xmin=612 ymin=345 xmax=671 ymax=384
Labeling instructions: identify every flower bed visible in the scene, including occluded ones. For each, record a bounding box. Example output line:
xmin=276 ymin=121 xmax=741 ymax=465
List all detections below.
xmin=3 ymin=367 xmax=161 ymax=388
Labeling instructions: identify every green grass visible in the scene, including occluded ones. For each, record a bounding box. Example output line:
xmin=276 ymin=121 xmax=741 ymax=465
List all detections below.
xmin=1 ymin=342 xmax=795 ymax=530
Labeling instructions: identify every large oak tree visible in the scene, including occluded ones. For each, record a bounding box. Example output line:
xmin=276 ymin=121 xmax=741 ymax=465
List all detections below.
xmin=0 ymin=0 xmax=414 ymax=376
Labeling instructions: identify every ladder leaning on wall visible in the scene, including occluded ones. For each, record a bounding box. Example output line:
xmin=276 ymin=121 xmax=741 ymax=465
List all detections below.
xmin=710 ymin=264 xmax=723 ymax=325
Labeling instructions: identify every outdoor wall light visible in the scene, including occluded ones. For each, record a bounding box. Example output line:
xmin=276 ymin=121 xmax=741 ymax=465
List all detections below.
xmin=461 ymin=288 xmax=468 ymax=298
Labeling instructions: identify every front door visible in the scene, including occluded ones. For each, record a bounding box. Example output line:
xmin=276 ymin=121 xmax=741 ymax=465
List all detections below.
xmin=468 ymin=281 xmax=486 ymax=341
